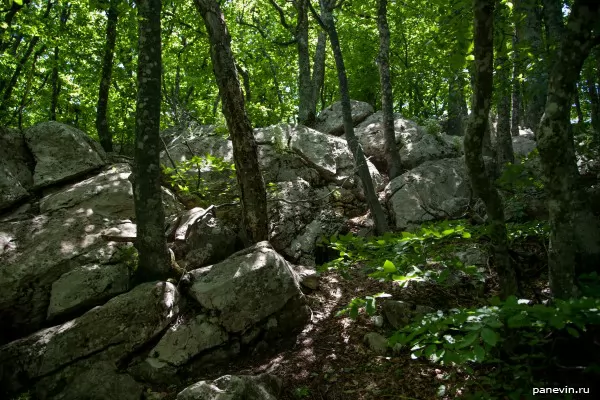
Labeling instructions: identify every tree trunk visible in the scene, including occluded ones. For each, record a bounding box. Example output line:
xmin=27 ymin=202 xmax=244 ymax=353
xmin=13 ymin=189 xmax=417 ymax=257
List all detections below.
xmin=465 ymin=0 xmax=517 ymax=299
xmin=520 ymin=0 xmax=546 ymax=134
xmin=536 ymin=0 xmax=600 ymax=299
xmin=376 ymin=0 xmax=403 ymax=179
xmin=0 ymin=36 xmax=39 ymax=114
xmin=447 ymin=73 xmax=467 ymax=136
xmin=48 ymin=4 xmax=71 ymax=122
xmin=574 ymin=86 xmax=584 ymax=126
xmin=319 ymin=0 xmax=388 ymax=235
xmin=96 ymin=0 xmax=119 ymax=153
xmin=133 ymin=0 xmax=171 ymax=281
xmin=511 ymin=19 xmax=521 ymax=137
xmin=194 ymin=0 xmax=268 ymax=244
xmin=542 ymin=0 xmax=563 ymax=65
xmin=309 ymin=30 xmax=327 ymax=126
xmin=296 ymin=0 xmax=314 ymax=126
xmin=495 ymin=2 xmax=514 ymax=167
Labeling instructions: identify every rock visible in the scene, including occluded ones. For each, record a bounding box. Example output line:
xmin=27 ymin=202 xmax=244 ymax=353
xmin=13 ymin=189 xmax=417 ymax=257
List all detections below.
xmin=371 ymin=315 xmax=384 ymax=327
xmin=0 ymin=282 xmax=179 ymax=396
xmin=512 ymin=135 xmax=536 ymax=161
xmin=24 ymin=121 xmax=107 ymax=188
xmin=289 ymin=125 xmax=384 ymax=190
xmin=0 ymin=127 xmax=34 ymax=211
xmin=355 ymin=112 xmax=461 ymax=173
xmin=101 ymin=220 xmax=137 ymax=242
xmin=364 ymin=332 xmax=388 ymax=355
xmin=46 ymin=261 xmax=131 ymax=320
xmin=386 ymin=158 xmax=471 ymax=230
xmin=184 ymin=241 xmax=306 ymax=333
xmin=50 ymin=361 xmax=143 ymax=400
xmin=148 ymin=314 xmax=228 ymax=367
xmin=455 ymin=245 xmax=488 ymax=266
xmin=177 ymin=374 xmax=282 ymax=400
xmin=0 ymin=208 xmax=133 ymax=343
xmin=174 ymin=207 xmax=209 ymax=241
xmin=413 ymin=305 xmax=435 ymax=318
xmin=314 ymin=100 xmax=374 ymax=136
xmin=39 ymin=163 xmax=182 ymax=220
xmin=184 ymin=208 xmax=237 ymax=269
xmin=383 ymin=300 xmax=412 ymax=329
xmin=291 ymin=265 xmax=319 ymax=290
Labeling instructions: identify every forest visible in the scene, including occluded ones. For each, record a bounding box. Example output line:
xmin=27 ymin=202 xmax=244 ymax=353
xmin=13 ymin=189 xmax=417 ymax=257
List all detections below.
xmin=1 ymin=0 xmax=600 ymax=399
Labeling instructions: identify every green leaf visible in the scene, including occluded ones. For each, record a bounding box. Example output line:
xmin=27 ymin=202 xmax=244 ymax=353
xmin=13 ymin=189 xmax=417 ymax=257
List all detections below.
xmin=480 ymin=328 xmax=498 ymax=346
xmin=457 ymin=331 xmax=479 ymax=349
xmin=566 ymin=327 xmax=580 ymax=338
xmin=506 ymin=313 xmax=528 ymax=328
xmin=424 ymin=344 xmax=437 ymax=358
xmin=383 ymin=260 xmax=397 ymax=273
xmin=462 ymin=232 xmax=471 ymax=238
xmin=473 ymin=345 xmax=485 ymax=361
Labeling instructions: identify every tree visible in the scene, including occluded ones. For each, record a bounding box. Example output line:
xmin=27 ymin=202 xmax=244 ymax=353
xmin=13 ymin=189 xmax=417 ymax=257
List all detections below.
xmin=96 ymin=0 xmax=119 ymax=152
xmin=316 ymin=0 xmax=389 ymax=235
xmin=132 ymin=0 xmax=172 ymax=281
xmin=376 ymin=0 xmax=403 ymax=179
xmin=494 ymin=0 xmax=514 ymax=167
xmin=536 ymin=0 xmax=600 ymax=299
xmin=465 ymin=0 xmax=517 ymax=299
xmin=194 ymin=0 xmax=269 ymax=244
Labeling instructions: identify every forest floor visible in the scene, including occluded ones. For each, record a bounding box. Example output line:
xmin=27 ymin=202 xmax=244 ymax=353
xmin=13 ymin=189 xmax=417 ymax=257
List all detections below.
xmin=178 ymin=236 xmax=555 ymax=400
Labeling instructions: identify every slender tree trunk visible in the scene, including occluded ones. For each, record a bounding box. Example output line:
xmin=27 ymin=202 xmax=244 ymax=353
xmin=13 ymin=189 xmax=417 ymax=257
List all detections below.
xmin=448 ymin=73 xmax=467 ymax=136
xmin=574 ymin=86 xmax=584 ymax=126
xmin=194 ymin=0 xmax=268 ymax=243
xmin=0 ymin=36 xmax=39 ymax=114
xmin=465 ymin=0 xmax=517 ymax=299
xmin=96 ymin=0 xmax=119 ymax=153
xmin=511 ymin=21 xmax=522 ymax=137
xmin=495 ymin=2 xmax=514 ymax=167
xmin=308 ymin=30 xmax=327 ymax=125
xmin=50 ymin=47 xmax=60 ymax=121
xmin=295 ymin=0 xmax=314 ymax=126
xmin=542 ymin=0 xmax=563 ymax=66
xmin=521 ymin=0 xmax=546 ymax=134
xmin=133 ymin=0 xmax=171 ymax=281
xmin=319 ymin=0 xmax=388 ymax=235
xmin=537 ymin=0 xmax=600 ymax=299
xmin=377 ymin=0 xmax=403 ymax=179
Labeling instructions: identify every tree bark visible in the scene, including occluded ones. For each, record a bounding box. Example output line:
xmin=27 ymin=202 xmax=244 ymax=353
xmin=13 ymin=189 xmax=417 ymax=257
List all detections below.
xmin=194 ymin=0 xmax=269 ymax=244
xmin=536 ymin=0 xmax=600 ymax=299
xmin=133 ymin=0 xmax=171 ymax=281
xmin=96 ymin=0 xmax=119 ymax=152
xmin=309 ymin=30 xmax=327 ymax=125
xmin=295 ymin=0 xmax=314 ymax=126
xmin=520 ymin=0 xmax=546 ymax=134
xmin=495 ymin=2 xmax=514 ymax=167
xmin=447 ymin=73 xmax=467 ymax=136
xmin=319 ymin=0 xmax=388 ymax=235
xmin=465 ymin=0 xmax=517 ymax=299
xmin=50 ymin=4 xmax=71 ymax=122
xmin=541 ymin=0 xmax=563 ymax=66
xmin=511 ymin=17 xmax=522 ymax=137
xmin=376 ymin=0 xmax=403 ymax=179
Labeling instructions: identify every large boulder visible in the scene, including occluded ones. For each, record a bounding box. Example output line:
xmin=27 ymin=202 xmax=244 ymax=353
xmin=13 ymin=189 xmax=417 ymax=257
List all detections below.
xmin=24 ymin=122 xmax=107 ymax=188
xmin=355 ymin=112 xmax=461 ymax=173
xmin=0 ymin=127 xmax=33 ymax=211
xmin=177 ymin=374 xmax=282 ymax=400
xmin=0 ymin=282 xmax=179 ymax=397
xmin=183 ymin=241 xmax=308 ymax=333
xmin=0 ymin=163 xmax=184 ymax=343
xmin=289 ymin=125 xmax=384 ymax=190
xmin=386 ymin=158 xmax=472 ymax=230
xmin=512 ymin=135 xmax=536 ymax=161
xmin=313 ymin=100 xmax=374 ymax=136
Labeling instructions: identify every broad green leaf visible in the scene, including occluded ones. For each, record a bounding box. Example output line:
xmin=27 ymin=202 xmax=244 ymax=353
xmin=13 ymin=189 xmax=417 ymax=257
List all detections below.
xmin=457 ymin=331 xmax=479 ymax=349
xmin=473 ymin=345 xmax=485 ymax=361
xmin=566 ymin=327 xmax=580 ymax=338
xmin=383 ymin=260 xmax=397 ymax=273
xmin=480 ymin=328 xmax=498 ymax=346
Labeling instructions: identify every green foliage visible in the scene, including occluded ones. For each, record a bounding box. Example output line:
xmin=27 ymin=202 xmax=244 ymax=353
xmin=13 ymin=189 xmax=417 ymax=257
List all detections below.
xmin=337 ymin=292 xmax=392 ymax=319
xmin=390 ymin=296 xmax=600 ymax=398
xmin=162 ymin=154 xmax=237 ymax=207
xmin=319 ymin=220 xmax=478 ymax=282
xmin=115 ymin=245 xmax=138 ymax=274
xmin=293 ymin=386 xmax=311 ymax=398
xmin=423 ymin=117 xmax=442 ymax=137
xmin=496 ymin=149 xmax=545 ymax=221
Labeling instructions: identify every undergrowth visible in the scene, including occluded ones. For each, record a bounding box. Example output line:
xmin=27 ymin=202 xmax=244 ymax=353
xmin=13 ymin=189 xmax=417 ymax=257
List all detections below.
xmin=317 ymin=219 xmax=600 ymax=399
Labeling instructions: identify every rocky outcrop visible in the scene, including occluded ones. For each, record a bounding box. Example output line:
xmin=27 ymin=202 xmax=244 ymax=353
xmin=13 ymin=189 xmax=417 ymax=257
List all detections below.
xmin=354 ymin=111 xmax=462 ymax=173
xmin=0 ymin=282 xmax=179 ymax=396
xmin=313 ymin=100 xmax=374 ymax=136
xmin=0 ymin=127 xmax=33 ymax=211
xmin=385 ymin=158 xmax=472 ymax=230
